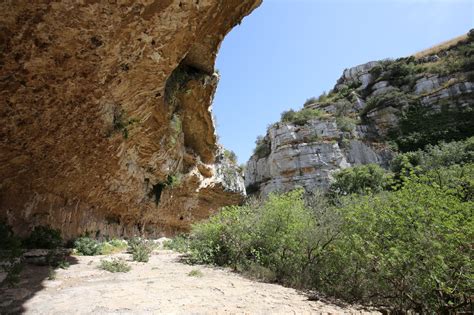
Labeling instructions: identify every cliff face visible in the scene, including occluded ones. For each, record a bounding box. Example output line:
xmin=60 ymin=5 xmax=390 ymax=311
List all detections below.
xmin=0 ymin=0 xmax=261 ymax=239
xmin=246 ymin=32 xmax=474 ymax=196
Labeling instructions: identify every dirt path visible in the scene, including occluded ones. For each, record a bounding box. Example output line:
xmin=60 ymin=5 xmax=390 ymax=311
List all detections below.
xmin=2 ymin=250 xmax=379 ymax=314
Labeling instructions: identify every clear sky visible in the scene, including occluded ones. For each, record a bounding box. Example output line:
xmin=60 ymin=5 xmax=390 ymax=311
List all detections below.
xmin=212 ymin=0 xmax=474 ymax=164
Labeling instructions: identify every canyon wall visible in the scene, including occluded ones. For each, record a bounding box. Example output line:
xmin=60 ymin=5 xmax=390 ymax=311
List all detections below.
xmin=246 ymin=31 xmax=474 ymax=196
xmin=0 ymin=0 xmax=261 ymax=239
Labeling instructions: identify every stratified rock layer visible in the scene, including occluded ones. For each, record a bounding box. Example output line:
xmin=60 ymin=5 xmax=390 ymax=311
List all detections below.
xmin=0 ymin=0 xmax=261 ymax=239
xmin=246 ymin=32 xmax=473 ymax=195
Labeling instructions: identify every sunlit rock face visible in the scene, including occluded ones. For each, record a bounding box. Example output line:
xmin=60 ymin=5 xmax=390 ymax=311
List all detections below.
xmin=0 ymin=0 xmax=261 ymax=239
xmin=246 ymin=32 xmax=474 ymax=196
xmin=245 ymin=115 xmax=392 ymax=196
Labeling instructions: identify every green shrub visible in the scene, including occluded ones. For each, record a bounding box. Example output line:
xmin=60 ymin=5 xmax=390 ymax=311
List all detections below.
xmin=166 ymin=173 xmax=182 ymax=188
xmin=73 ymin=237 xmax=103 ymax=256
xmin=0 ymin=222 xmax=24 ymax=286
xmin=369 ymin=65 xmax=383 ymax=79
xmin=281 ymin=108 xmax=324 ymax=126
xmin=303 ymin=96 xmax=318 ymax=106
xmin=188 ymin=269 xmax=203 ymax=277
xmin=223 ymin=149 xmax=238 ymax=164
xmin=188 ymin=190 xmax=339 ymax=286
xmin=100 ymin=239 xmax=127 ymax=255
xmin=73 ymin=237 xmax=128 ymax=256
xmin=253 ymin=136 xmax=271 ymax=159
xmin=168 ymin=114 xmax=182 ymax=146
xmin=24 ymin=226 xmax=62 ymax=249
xmin=361 ymin=90 xmax=413 ymax=115
xmin=112 ymin=110 xmax=139 ymax=139
xmin=99 ymin=258 xmax=131 ymax=273
xmin=334 ymin=99 xmax=352 ymax=117
xmin=163 ymin=234 xmax=190 ymax=252
xmin=187 ymin=167 xmax=473 ymax=313
xmin=391 ymin=137 xmax=474 ymax=176
xmin=390 ymin=102 xmax=474 ymax=152
xmin=107 ymin=239 xmax=128 ymax=249
xmin=58 ymin=260 xmax=70 ymax=269
xmin=47 ymin=267 xmax=56 ymax=280
xmin=330 ymin=164 xmax=391 ymax=195
xmin=0 ymin=222 xmax=22 ymax=251
xmin=129 ymin=238 xmax=154 ymax=263
xmin=335 ymin=116 xmax=356 ymax=132
xmin=318 ymin=173 xmax=473 ymax=313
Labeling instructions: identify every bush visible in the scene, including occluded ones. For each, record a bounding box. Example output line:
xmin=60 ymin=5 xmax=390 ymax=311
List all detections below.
xmin=281 ymin=108 xmax=323 ymax=126
xmin=319 ymin=173 xmax=473 ymax=313
xmin=188 ymin=269 xmax=203 ymax=277
xmin=253 ymin=136 xmax=271 ymax=159
xmin=0 ymin=222 xmax=22 ymax=251
xmin=0 ymin=222 xmax=24 ymax=286
xmin=129 ymin=238 xmax=154 ymax=263
xmin=223 ymin=149 xmax=238 ymax=164
xmin=74 ymin=237 xmax=103 ymax=256
xmin=99 ymin=258 xmax=131 ymax=273
xmin=187 ymin=166 xmax=473 ymax=313
xmin=24 ymin=226 xmax=62 ymax=249
xmin=166 ymin=173 xmax=182 ymax=188
xmin=390 ymin=103 xmax=474 ymax=152
xmin=188 ymin=190 xmax=339 ymax=286
xmin=369 ymin=65 xmax=383 ymax=79
xmin=163 ymin=234 xmax=190 ymax=253
xmin=361 ymin=90 xmax=413 ymax=115
xmin=303 ymin=96 xmax=318 ymax=106
xmin=330 ymin=164 xmax=391 ymax=195
xmin=335 ymin=116 xmax=356 ymax=132
xmin=391 ymin=137 xmax=474 ymax=176
xmin=100 ymin=239 xmax=127 ymax=255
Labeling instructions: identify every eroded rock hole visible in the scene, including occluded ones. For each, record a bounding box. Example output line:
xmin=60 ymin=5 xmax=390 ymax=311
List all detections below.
xmin=164 ymin=62 xmax=208 ymax=110
xmin=149 ymin=183 xmax=166 ymax=205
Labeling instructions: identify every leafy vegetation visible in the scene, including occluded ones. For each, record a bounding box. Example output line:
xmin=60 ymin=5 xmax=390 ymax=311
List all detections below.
xmin=389 ymin=102 xmax=474 ymax=152
xmin=253 ymin=136 xmax=271 ymax=159
xmin=391 ymin=137 xmax=474 ymax=173
xmin=303 ymin=96 xmax=318 ymax=106
xmin=73 ymin=237 xmax=104 ymax=256
xmin=330 ymin=164 xmax=391 ymax=195
xmin=112 ymin=110 xmax=139 ymax=140
xmin=280 ymin=108 xmax=324 ymax=126
xmin=99 ymin=258 xmax=131 ymax=273
xmin=188 ymin=269 xmax=203 ymax=277
xmin=128 ymin=238 xmax=154 ymax=263
xmin=181 ymin=137 xmax=474 ymax=313
xmin=223 ymin=149 xmax=238 ymax=164
xmin=47 ymin=267 xmax=57 ymax=280
xmin=168 ymin=114 xmax=182 ymax=146
xmin=361 ymin=90 xmax=414 ymax=115
xmin=186 ymin=189 xmax=337 ymax=288
xmin=100 ymin=239 xmax=128 ymax=255
xmin=335 ymin=116 xmax=356 ymax=132
xmin=322 ymin=174 xmax=473 ymax=313
xmin=163 ymin=234 xmax=190 ymax=252
xmin=0 ymin=222 xmax=24 ymax=286
xmin=24 ymin=226 xmax=62 ymax=249
xmin=73 ymin=237 xmax=128 ymax=256
xmin=166 ymin=173 xmax=182 ymax=189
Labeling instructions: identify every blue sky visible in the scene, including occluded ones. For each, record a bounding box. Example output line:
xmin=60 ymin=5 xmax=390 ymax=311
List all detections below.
xmin=212 ymin=0 xmax=474 ymax=164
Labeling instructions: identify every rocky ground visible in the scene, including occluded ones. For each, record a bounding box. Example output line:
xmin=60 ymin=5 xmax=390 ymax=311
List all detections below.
xmin=1 ymin=250 xmax=380 ymax=314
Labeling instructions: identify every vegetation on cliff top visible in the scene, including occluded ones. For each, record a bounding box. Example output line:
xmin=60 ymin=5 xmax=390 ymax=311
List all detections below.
xmin=250 ymin=32 xmax=473 ymax=158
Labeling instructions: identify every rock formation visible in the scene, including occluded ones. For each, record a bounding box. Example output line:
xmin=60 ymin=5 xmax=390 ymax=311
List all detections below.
xmin=0 ymin=0 xmax=261 ymax=239
xmin=246 ymin=31 xmax=474 ymax=195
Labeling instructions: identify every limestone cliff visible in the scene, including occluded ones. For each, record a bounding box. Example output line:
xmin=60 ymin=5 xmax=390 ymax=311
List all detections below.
xmin=246 ymin=31 xmax=474 ymax=195
xmin=0 ymin=0 xmax=261 ymax=239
